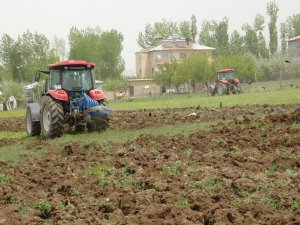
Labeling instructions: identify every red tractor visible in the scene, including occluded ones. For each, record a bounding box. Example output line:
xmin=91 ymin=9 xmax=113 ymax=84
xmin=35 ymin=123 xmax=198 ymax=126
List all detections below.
xmin=25 ymin=60 xmax=112 ymax=139
xmin=209 ymin=68 xmax=242 ymax=96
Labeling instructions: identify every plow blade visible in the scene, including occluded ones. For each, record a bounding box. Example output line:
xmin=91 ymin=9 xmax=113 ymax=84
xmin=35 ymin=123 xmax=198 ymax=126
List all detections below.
xmin=89 ymin=105 xmax=113 ymax=119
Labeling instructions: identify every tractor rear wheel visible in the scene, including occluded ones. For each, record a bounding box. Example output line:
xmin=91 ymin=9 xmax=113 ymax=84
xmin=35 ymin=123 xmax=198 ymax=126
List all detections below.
xmin=40 ymin=96 xmax=65 ymax=138
xmin=26 ymin=108 xmax=41 ymax=136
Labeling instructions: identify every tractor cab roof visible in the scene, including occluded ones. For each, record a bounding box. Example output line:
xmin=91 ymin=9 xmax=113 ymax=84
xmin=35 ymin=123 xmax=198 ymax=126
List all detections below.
xmin=218 ymin=68 xmax=234 ymax=73
xmin=48 ymin=60 xmax=96 ymax=69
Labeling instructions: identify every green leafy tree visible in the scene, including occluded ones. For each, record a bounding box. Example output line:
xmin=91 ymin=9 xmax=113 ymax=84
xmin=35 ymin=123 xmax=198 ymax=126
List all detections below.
xmin=242 ymin=23 xmax=260 ymax=57
xmin=179 ymin=20 xmax=192 ymax=41
xmin=212 ymin=54 xmax=262 ymax=81
xmin=68 ymin=27 xmax=124 ymax=80
xmin=104 ymin=77 xmax=129 ymax=99
xmin=199 ymin=18 xmax=229 ymax=55
xmin=0 ymin=66 xmax=11 ymax=81
xmin=154 ymin=60 xmax=178 ymax=89
xmin=229 ymin=30 xmax=244 ymax=55
xmin=52 ymin=36 xmax=66 ymax=60
xmin=177 ymin=53 xmax=213 ymax=85
xmin=267 ymin=1 xmax=279 ymax=55
xmin=137 ymin=20 xmax=180 ymax=49
xmin=199 ymin=20 xmax=218 ymax=48
xmin=280 ymin=22 xmax=288 ymax=54
xmin=254 ymin=14 xmax=269 ymax=58
xmin=0 ymin=80 xmax=25 ymax=104
xmin=191 ymin=14 xmax=198 ymax=43
xmin=137 ymin=16 xmax=197 ymax=48
xmin=137 ymin=23 xmax=157 ymax=49
xmin=215 ymin=17 xmax=229 ymax=54
xmin=286 ymin=14 xmax=300 ymax=38
xmin=0 ymin=31 xmax=58 ymax=82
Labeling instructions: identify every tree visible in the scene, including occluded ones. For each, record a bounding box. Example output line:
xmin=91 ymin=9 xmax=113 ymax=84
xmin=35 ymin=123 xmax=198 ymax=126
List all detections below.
xmin=137 ymin=20 xmax=180 ymax=49
xmin=199 ymin=18 xmax=229 ymax=55
xmin=179 ymin=21 xmax=192 ymax=41
xmin=0 ymin=66 xmax=11 ymax=81
xmin=229 ymin=30 xmax=244 ymax=55
xmin=68 ymin=26 xmax=124 ymax=80
xmin=280 ymin=14 xmax=300 ymax=54
xmin=212 ymin=54 xmax=262 ymax=81
xmin=267 ymin=1 xmax=279 ymax=56
xmin=104 ymin=77 xmax=129 ymax=99
xmin=254 ymin=14 xmax=269 ymax=58
xmin=177 ymin=53 xmax=213 ymax=85
xmin=154 ymin=60 xmax=178 ymax=89
xmin=137 ymin=23 xmax=156 ymax=49
xmin=280 ymin=22 xmax=288 ymax=54
xmin=0 ymin=80 xmax=25 ymax=104
xmin=286 ymin=14 xmax=300 ymax=38
xmin=215 ymin=17 xmax=229 ymax=53
xmin=191 ymin=14 xmax=198 ymax=43
xmin=137 ymin=19 xmax=199 ymax=49
xmin=0 ymin=31 xmax=58 ymax=82
xmin=199 ymin=20 xmax=218 ymax=48
xmin=242 ymin=23 xmax=260 ymax=57
xmin=52 ymin=36 xmax=66 ymax=60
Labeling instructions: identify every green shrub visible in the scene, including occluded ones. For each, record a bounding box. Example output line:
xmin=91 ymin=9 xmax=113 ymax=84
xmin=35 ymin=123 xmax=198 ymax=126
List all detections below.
xmin=291 ymin=198 xmax=300 ymax=210
xmin=33 ymin=200 xmax=53 ymax=218
xmin=0 ymin=174 xmax=11 ymax=183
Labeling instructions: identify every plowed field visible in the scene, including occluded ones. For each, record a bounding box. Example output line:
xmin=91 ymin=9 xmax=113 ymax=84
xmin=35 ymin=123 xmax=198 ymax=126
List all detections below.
xmin=0 ymin=105 xmax=299 ymax=225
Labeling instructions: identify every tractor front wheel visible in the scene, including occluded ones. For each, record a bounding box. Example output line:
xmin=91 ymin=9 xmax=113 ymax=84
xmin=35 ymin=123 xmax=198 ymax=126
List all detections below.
xmin=217 ymin=83 xmax=227 ymax=95
xmin=40 ymin=96 xmax=65 ymax=139
xmin=26 ymin=108 xmax=41 ymax=136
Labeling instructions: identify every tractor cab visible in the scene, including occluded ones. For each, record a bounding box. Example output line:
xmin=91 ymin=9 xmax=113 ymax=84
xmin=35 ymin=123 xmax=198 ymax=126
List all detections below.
xmin=217 ymin=68 xmax=236 ymax=83
xmin=43 ymin=60 xmax=106 ymax=103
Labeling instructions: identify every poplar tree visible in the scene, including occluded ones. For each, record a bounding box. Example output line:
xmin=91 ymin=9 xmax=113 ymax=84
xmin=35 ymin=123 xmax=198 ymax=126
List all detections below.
xmin=267 ymin=1 xmax=279 ymax=56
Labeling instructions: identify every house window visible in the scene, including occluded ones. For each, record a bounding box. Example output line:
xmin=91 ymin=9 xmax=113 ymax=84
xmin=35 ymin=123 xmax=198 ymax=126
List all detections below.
xmin=162 ymin=52 xmax=175 ymax=60
xmin=180 ymin=53 xmax=186 ymax=59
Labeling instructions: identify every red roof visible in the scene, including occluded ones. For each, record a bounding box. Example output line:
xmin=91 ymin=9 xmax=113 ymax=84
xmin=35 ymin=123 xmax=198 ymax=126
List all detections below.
xmin=48 ymin=60 xmax=96 ymax=68
xmin=218 ymin=68 xmax=234 ymax=73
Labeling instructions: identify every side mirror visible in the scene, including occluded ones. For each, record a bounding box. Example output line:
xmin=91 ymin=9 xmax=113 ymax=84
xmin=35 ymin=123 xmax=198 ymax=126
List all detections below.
xmin=35 ymin=72 xmax=40 ymax=82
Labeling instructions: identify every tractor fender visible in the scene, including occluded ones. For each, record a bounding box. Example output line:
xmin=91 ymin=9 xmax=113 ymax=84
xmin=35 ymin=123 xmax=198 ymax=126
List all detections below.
xmin=89 ymin=89 xmax=106 ymax=101
xmin=47 ymin=90 xmax=69 ymax=102
xmin=219 ymin=79 xmax=228 ymax=84
xmin=27 ymin=103 xmax=41 ymax=122
xmin=233 ymin=78 xmax=240 ymax=84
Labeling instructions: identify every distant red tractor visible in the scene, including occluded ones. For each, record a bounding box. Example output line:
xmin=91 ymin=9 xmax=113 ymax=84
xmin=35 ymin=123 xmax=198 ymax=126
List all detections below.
xmin=209 ymin=68 xmax=242 ymax=96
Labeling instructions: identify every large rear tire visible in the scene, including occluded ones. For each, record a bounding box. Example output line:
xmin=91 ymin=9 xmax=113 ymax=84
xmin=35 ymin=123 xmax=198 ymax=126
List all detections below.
xmin=26 ymin=108 xmax=41 ymax=136
xmin=40 ymin=96 xmax=65 ymax=139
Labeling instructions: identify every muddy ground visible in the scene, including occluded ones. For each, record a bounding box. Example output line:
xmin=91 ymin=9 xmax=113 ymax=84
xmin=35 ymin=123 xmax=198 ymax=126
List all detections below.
xmin=0 ymin=104 xmax=299 ymax=225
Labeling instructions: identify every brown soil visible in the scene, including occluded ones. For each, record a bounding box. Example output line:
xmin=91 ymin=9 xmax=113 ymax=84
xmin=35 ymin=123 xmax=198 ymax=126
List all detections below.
xmin=0 ymin=104 xmax=300 ymax=225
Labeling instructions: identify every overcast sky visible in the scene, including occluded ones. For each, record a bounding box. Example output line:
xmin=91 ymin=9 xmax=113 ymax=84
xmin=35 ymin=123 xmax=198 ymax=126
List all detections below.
xmin=1 ymin=0 xmax=299 ymax=74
